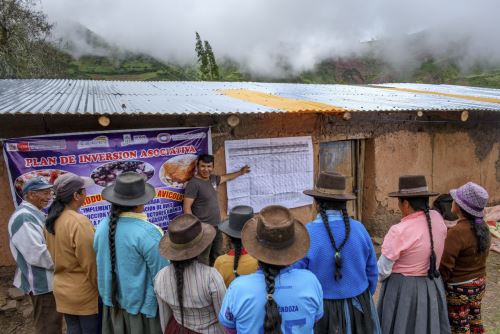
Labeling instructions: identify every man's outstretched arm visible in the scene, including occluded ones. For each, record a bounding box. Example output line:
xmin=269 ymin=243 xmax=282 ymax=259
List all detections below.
xmin=220 ymin=165 xmax=251 ymax=184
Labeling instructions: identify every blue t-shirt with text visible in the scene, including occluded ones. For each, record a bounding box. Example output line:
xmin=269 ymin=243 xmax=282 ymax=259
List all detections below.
xmin=218 ymin=267 xmax=323 ymax=334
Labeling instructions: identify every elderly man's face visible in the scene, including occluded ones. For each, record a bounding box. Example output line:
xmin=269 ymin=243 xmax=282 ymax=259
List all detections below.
xmin=27 ymin=188 xmax=53 ymax=210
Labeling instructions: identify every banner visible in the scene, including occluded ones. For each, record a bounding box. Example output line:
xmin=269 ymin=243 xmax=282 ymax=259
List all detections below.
xmin=3 ymin=127 xmax=211 ymax=229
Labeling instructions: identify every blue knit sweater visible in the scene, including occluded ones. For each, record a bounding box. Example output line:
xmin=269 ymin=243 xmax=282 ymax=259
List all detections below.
xmin=292 ymin=210 xmax=378 ymax=299
xmin=94 ymin=215 xmax=169 ymax=317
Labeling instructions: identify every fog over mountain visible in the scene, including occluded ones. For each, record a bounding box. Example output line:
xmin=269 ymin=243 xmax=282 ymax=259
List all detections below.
xmin=40 ymin=0 xmax=500 ymax=76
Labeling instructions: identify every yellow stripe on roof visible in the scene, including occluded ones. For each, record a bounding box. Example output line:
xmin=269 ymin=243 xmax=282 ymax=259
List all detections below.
xmin=379 ymin=86 xmax=500 ymax=104
xmin=218 ymin=89 xmax=346 ymax=112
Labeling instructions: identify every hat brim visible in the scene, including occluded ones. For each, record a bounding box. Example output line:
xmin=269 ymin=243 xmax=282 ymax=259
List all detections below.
xmin=159 ymin=224 xmax=216 ymax=261
xmin=241 ymin=218 xmax=310 ymax=266
xmin=24 ymin=183 xmax=54 ymax=194
xmin=102 ymin=183 xmax=156 ymax=206
xmin=218 ymin=218 xmax=242 ymax=239
xmin=303 ymin=189 xmax=356 ymax=201
xmin=450 ymin=189 xmax=484 ymax=217
xmin=388 ymin=191 xmax=439 ymax=198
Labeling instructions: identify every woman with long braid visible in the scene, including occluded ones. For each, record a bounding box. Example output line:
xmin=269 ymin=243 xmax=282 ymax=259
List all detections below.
xmin=440 ymin=182 xmax=491 ymax=333
xmin=154 ymin=214 xmax=226 ymax=333
xmin=93 ymin=172 xmax=168 ymax=334
xmin=219 ymin=205 xmax=323 ymax=333
xmin=45 ymin=174 xmax=98 ymax=334
xmin=214 ymin=206 xmax=258 ymax=287
xmin=293 ymin=172 xmax=380 ymax=334
xmin=378 ymin=175 xmax=450 ymax=334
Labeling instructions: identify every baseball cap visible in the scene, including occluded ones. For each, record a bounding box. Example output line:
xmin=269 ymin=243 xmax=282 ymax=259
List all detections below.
xmin=22 ymin=177 xmax=53 ymax=195
xmin=53 ymin=174 xmax=94 ymax=200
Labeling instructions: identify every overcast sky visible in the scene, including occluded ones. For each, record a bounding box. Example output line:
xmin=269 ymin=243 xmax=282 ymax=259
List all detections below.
xmin=40 ymin=0 xmax=500 ymax=75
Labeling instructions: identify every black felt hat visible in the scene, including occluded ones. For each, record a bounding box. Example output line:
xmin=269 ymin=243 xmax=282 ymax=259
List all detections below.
xmin=219 ymin=205 xmax=254 ymax=239
xmin=388 ymin=175 xmax=439 ymax=198
xmin=102 ymin=172 xmax=156 ymax=206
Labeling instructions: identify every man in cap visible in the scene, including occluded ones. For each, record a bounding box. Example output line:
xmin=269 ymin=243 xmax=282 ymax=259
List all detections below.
xmin=7 ymin=176 xmax=62 ymax=334
xmin=183 ymin=154 xmax=250 ymax=266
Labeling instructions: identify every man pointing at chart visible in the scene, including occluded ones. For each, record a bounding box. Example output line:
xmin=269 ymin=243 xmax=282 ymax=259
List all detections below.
xmin=183 ymin=154 xmax=250 ymax=266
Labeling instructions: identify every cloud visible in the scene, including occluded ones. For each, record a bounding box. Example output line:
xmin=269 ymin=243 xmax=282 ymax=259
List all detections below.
xmin=40 ymin=0 xmax=500 ymax=76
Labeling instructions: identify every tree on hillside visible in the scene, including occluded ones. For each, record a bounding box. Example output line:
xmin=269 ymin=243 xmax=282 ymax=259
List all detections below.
xmin=0 ymin=0 xmax=67 ymax=78
xmin=204 ymin=41 xmax=219 ymax=80
xmin=194 ymin=32 xmax=219 ymax=81
xmin=195 ymin=32 xmax=210 ymax=80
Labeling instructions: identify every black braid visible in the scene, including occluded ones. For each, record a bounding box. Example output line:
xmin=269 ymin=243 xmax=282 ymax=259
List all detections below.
xmin=404 ymin=197 xmax=440 ymax=279
xmin=261 ymin=262 xmax=283 ymax=334
xmin=172 ymin=259 xmax=195 ymax=332
xmin=423 ymin=205 xmax=440 ymax=279
xmin=46 ymin=199 xmax=67 ymax=235
xmin=458 ymin=208 xmax=491 ymax=253
xmin=232 ymin=237 xmax=242 ymax=278
xmin=108 ymin=204 xmax=135 ymax=306
xmin=318 ymin=200 xmax=350 ymax=280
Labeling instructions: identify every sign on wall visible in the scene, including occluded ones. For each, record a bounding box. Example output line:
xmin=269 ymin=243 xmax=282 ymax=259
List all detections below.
xmin=225 ymin=136 xmax=314 ymax=212
xmin=3 ymin=127 xmax=211 ymax=229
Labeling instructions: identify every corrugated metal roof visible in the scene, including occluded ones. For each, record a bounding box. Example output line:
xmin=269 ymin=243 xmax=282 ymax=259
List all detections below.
xmin=0 ymin=79 xmax=499 ymax=115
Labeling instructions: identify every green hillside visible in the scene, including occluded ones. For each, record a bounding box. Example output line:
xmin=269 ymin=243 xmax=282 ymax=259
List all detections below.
xmin=61 ymin=51 xmax=500 ymax=88
xmin=64 ymin=55 xmax=197 ymax=81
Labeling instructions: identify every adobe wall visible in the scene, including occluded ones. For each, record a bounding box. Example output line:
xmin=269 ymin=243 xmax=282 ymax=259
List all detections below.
xmin=362 ymin=130 xmax=500 ymax=236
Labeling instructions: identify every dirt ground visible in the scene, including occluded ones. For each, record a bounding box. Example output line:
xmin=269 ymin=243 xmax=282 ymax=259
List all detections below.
xmin=1 ymin=252 xmax=499 ymax=333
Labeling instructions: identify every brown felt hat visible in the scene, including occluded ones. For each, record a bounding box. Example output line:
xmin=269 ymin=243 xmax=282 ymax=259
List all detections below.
xmin=241 ymin=205 xmax=309 ymax=266
xmin=388 ymin=175 xmax=439 ymax=198
xmin=159 ymin=214 xmax=216 ymax=261
xmin=303 ymin=172 xmax=356 ymax=201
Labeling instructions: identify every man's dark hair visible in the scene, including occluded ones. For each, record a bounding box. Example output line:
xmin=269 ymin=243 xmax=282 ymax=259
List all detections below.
xmin=197 ymin=154 xmax=214 ymax=165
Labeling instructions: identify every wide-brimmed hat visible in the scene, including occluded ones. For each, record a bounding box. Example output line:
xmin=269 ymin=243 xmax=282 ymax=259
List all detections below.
xmin=241 ymin=205 xmax=309 ymax=266
xmin=388 ymin=175 xmax=439 ymax=198
xmin=219 ymin=205 xmax=254 ymax=239
xmin=159 ymin=214 xmax=216 ymax=261
xmin=102 ymin=172 xmax=155 ymax=206
xmin=303 ymin=172 xmax=356 ymax=201
xmin=450 ymin=182 xmax=488 ymax=218
xmin=53 ymin=174 xmax=94 ymax=200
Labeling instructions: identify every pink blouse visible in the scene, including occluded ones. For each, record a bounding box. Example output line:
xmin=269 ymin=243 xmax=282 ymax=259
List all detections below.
xmin=382 ymin=210 xmax=447 ymax=276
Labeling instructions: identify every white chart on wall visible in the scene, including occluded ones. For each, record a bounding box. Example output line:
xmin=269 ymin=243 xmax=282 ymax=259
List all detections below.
xmin=225 ymin=136 xmax=314 ymax=213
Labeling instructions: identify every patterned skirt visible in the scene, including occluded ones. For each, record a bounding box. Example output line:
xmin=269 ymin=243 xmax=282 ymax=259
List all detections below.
xmin=445 ymin=277 xmax=486 ymax=334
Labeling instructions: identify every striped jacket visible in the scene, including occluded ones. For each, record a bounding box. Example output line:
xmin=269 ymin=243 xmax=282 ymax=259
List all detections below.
xmin=8 ymin=201 xmax=54 ymax=295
